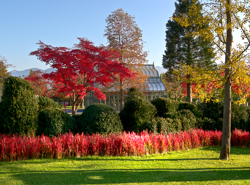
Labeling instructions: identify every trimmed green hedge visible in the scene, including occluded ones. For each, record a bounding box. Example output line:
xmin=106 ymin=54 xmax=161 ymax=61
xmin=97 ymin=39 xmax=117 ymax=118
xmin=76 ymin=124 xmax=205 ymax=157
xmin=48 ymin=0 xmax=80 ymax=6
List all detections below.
xmin=151 ymin=97 xmax=179 ymax=117
xmin=37 ymin=108 xmax=75 ymax=137
xmin=0 ymin=77 xmax=38 ymax=135
xmin=120 ymin=98 xmax=157 ymax=132
xmin=77 ymin=103 xmax=123 ymax=135
xmin=38 ymin=96 xmax=61 ymax=112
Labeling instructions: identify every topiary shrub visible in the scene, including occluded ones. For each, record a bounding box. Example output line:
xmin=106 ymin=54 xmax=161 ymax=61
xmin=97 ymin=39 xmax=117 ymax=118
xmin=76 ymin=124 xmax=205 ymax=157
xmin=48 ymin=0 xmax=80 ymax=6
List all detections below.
xmin=37 ymin=108 xmax=75 ymax=137
xmin=197 ymin=100 xmax=223 ymax=130
xmin=178 ymin=109 xmax=197 ymax=131
xmin=151 ymin=97 xmax=179 ymax=117
xmin=178 ymin=102 xmax=198 ymax=116
xmin=165 ymin=109 xmax=196 ymax=131
xmin=119 ymin=98 xmax=157 ymax=132
xmin=155 ymin=117 xmax=178 ymax=133
xmin=246 ymin=107 xmax=250 ymax=131
xmin=140 ymin=118 xmax=158 ymax=133
xmin=125 ymin=87 xmax=145 ymax=102
xmin=72 ymin=114 xmax=82 ymax=134
xmin=77 ymin=103 xmax=123 ymax=135
xmin=231 ymin=103 xmax=249 ymax=131
xmin=0 ymin=77 xmax=38 ymax=135
xmin=38 ymin=96 xmax=61 ymax=112
xmin=172 ymin=118 xmax=183 ymax=132
xmin=196 ymin=117 xmax=216 ymax=130
xmin=164 ymin=111 xmax=178 ymax=119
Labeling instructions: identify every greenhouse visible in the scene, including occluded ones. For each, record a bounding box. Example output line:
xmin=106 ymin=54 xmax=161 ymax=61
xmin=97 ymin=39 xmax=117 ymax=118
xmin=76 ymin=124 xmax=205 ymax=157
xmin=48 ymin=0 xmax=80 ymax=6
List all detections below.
xmin=84 ymin=64 xmax=167 ymax=111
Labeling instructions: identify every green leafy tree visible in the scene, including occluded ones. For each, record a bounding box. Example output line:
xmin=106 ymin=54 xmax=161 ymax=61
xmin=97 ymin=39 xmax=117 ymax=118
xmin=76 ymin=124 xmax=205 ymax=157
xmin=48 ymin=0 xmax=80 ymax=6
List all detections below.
xmin=173 ymin=0 xmax=250 ymax=160
xmin=163 ymin=0 xmax=216 ymax=102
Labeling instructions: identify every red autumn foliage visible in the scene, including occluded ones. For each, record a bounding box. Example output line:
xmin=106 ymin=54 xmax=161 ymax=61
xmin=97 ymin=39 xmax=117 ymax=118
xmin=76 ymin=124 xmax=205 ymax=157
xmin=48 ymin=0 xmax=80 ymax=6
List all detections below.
xmin=30 ymin=38 xmax=136 ymax=115
xmin=25 ymin=70 xmax=56 ymax=97
xmin=0 ymin=128 xmax=249 ymax=161
xmin=180 ymin=70 xmax=250 ymax=98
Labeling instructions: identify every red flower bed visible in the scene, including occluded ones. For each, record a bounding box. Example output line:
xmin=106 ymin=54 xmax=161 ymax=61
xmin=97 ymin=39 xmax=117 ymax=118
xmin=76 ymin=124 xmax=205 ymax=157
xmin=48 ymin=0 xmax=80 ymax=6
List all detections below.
xmin=0 ymin=129 xmax=249 ymax=161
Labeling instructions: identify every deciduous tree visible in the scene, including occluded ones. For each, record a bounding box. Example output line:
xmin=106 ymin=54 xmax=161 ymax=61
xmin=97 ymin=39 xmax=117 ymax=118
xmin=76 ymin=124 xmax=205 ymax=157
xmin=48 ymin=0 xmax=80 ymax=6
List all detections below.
xmin=161 ymin=73 xmax=183 ymax=101
xmin=173 ymin=0 xmax=250 ymax=160
xmin=30 ymin=38 xmax=135 ymax=115
xmin=104 ymin=8 xmax=148 ymax=111
xmin=25 ymin=70 xmax=55 ymax=97
xmin=163 ymin=0 xmax=216 ymax=103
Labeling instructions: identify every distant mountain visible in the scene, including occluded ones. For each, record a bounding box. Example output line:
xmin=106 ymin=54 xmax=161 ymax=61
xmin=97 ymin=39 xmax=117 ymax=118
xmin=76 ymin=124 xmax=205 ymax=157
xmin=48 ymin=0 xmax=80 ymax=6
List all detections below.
xmin=10 ymin=68 xmax=55 ymax=77
xmin=155 ymin=66 xmax=167 ymax=75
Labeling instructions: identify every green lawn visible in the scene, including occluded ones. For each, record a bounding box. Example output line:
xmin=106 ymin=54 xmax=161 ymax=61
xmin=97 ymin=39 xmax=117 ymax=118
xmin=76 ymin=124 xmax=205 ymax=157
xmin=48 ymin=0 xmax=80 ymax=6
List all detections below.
xmin=0 ymin=147 xmax=249 ymax=185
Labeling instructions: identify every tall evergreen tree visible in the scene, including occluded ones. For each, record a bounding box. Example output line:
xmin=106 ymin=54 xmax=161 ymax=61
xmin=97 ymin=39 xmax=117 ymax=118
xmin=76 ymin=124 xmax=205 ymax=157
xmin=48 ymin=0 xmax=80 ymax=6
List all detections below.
xmin=163 ymin=0 xmax=216 ymax=102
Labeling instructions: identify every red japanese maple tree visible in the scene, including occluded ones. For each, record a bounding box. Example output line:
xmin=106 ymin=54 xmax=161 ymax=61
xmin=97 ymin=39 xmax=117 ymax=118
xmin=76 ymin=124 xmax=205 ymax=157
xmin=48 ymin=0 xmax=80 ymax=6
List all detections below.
xmin=25 ymin=70 xmax=55 ymax=97
xmin=30 ymin=38 xmax=135 ymax=115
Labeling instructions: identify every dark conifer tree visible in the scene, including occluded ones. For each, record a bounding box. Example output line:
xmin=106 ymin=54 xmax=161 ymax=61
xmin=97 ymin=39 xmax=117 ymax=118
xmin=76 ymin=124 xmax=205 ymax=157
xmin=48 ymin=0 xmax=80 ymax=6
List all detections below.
xmin=163 ymin=0 xmax=216 ymax=102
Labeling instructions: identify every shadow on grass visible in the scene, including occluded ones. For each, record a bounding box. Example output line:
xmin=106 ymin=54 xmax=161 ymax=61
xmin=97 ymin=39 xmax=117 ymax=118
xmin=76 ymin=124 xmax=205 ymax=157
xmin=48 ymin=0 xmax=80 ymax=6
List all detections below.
xmin=200 ymin=146 xmax=250 ymax=155
xmin=2 ymin=167 xmax=250 ymax=184
xmin=1 ymin=146 xmax=248 ymax=165
xmin=1 ymin=147 xmax=250 ymax=184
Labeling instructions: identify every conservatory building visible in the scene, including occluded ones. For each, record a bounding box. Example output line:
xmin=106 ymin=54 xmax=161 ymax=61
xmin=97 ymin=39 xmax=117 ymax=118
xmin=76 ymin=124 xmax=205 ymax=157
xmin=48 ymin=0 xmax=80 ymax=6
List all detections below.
xmin=84 ymin=64 xmax=167 ymax=111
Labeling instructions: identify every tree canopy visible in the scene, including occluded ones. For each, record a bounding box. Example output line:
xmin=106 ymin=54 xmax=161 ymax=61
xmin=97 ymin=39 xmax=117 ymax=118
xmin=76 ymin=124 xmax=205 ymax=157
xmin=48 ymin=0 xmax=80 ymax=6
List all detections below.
xmin=173 ymin=0 xmax=250 ymax=160
xmin=30 ymin=38 xmax=135 ymax=115
xmin=25 ymin=70 xmax=55 ymax=97
xmin=104 ymin=8 xmax=148 ymax=110
xmin=163 ymin=0 xmax=216 ymax=102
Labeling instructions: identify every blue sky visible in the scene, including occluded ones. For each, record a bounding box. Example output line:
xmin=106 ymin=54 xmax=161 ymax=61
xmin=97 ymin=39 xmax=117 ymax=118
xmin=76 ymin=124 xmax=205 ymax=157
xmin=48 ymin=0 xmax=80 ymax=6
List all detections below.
xmin=1 ymin=0 xmax=175 ymax=71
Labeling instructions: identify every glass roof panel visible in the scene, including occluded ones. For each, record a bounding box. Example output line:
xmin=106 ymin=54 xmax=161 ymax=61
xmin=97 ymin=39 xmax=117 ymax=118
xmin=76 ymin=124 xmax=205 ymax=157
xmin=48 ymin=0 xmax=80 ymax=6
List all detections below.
xmin=149 ymin=83 xmax=154 ymax=91
xmin=160 ymin=83 xmax=166 ymax=91
xmin=156 ymin=83 xmax=161 ymax=91
xmin=152 ymin=83 xmax=157 ymax=91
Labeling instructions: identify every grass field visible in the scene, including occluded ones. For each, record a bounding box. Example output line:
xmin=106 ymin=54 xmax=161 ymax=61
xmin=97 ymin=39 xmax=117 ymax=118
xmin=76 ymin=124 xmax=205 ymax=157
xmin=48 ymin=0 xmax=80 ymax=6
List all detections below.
xmin=0 ymin=146 xmax=249 ymax=185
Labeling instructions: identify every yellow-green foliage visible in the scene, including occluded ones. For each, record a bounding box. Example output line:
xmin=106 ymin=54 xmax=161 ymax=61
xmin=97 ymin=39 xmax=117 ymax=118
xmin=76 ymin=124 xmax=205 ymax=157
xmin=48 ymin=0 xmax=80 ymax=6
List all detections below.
xmin=173 ymin=0 xmax=250 ymax=104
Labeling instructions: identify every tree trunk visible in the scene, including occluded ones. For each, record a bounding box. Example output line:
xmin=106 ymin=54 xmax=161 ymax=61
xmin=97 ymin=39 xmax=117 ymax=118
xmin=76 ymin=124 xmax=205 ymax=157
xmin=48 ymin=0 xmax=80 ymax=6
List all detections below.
xmin=119 ymin=79 xmax=123 ymax=112
xmin=220 ymin=0 xmax=232 ymax=160
xmin=187 ymin=75 xmax=192 ymax=103
xmin=71 ymin=92 xmax=76 ymax=116
xmin=80 ymin=98 xmax=85 ymax=108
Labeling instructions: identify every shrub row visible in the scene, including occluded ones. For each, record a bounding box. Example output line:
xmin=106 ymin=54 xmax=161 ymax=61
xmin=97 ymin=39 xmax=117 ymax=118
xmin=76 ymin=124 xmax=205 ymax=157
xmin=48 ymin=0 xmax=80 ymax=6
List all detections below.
xmin=0 ymin=77 xmax=123 ymax=136
xmin=151 ymin=97 xmax=250 ymax=132
xmin=1 ymin=78 xmax=249 ymax=136
xmin=0 ymin=128 xmax=249 ymax=162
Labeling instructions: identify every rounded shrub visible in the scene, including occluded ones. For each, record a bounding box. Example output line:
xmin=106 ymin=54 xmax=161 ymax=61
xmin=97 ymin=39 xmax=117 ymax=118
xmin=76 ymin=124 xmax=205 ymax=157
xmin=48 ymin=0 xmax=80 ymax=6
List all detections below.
xmin=141 ymin=118 xmax=157 ymax=133
xmin=125 ymin=87 xmax=145 ymax=102
xmin=155 ymin=117 xmax=177 ymax=133
xmin=0 ymin=77 xmax=38 ymax=135
xmin=37 ymin=108 xmax=75 ymax=137
xmin=151 ymin=97 xmax=179 ymax=117
xmin=119 ymin=98 xmax=157 ymax=132
xmin=164 ymin=111 xmax=178 ymax=119
xmin=172 ymin=118 xmax=183 ymax=132
xmin=140 ymin=117 xmax=177 ymax=134
xmin=178 ymin=102 xmax=198 ymax=116
xmin=198 ymin=100 xmax=223 ymax=125
xmin=77 ymin=103 xmax=123 ymax=135
xmin=197 ymin=117 xmax=216 ymax=130
xmin=178 ymin=109 xmax=197 ymax=131
xmin=231 ymin=103 xmax=249 ymax=131
xmin=38 ymin=96 xmax=61 ymax=112
xmin=72 ymin=114 xmax=82 ymax=134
